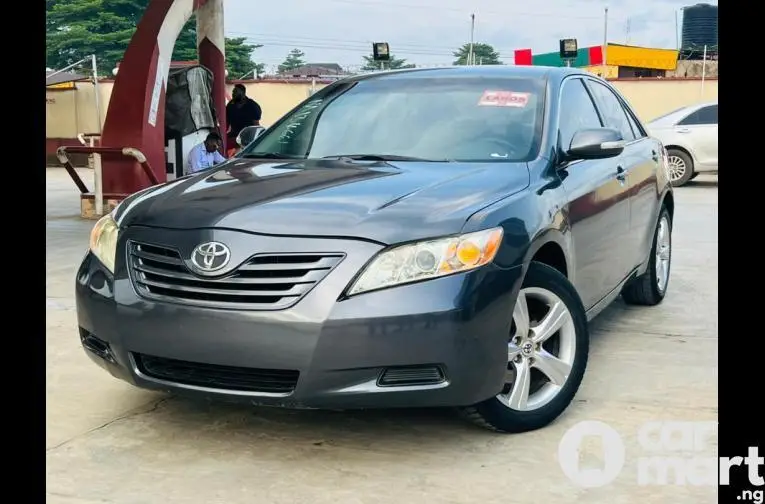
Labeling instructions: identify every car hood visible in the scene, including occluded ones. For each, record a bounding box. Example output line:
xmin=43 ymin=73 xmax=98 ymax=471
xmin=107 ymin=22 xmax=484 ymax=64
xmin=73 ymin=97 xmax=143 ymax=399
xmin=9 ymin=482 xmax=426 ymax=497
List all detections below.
xmin=116 ymin=157 xmax=530 ymax=244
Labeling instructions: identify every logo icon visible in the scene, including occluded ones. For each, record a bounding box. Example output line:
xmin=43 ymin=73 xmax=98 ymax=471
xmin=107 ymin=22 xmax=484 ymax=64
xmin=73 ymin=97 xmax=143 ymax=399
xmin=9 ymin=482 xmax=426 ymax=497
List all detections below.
xmin=190 ymin=241 xmax=231 ymax=274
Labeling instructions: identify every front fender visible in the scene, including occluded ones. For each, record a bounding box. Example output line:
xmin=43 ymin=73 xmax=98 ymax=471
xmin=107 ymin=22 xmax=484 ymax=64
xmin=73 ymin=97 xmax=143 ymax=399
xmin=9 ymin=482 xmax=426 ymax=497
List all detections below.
xmin=461 ymin=180 xmax=572 ymax=278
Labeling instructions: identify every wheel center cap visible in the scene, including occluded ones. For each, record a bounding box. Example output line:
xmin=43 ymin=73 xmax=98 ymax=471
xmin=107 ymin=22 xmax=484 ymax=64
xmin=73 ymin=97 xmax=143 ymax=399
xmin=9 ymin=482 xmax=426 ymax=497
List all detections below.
xmin=521 ymin=341 xmax=534 ymax=356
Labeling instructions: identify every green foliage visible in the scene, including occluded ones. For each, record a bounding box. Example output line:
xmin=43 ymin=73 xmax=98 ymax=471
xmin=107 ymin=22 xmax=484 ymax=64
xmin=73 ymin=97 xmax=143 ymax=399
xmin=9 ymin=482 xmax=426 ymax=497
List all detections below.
xmin=278 ymin=49 xmax=306 ymax=73
xmin=453 ymin=43 xmax=502 ymax=65
xmin=46 ymin=0 xmax=263 ymax=78
xmin=360 ymin=53 xmax=414 ymax=71
xmin=225 ymin=37 xmax=264 ymax=78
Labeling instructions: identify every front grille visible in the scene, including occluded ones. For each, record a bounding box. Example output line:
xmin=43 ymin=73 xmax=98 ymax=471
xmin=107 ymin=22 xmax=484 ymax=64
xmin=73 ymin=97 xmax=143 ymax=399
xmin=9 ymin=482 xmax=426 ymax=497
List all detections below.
xmin=134 ymin=353 xmax=299 ymax=394
xmin=127 ymin=241 xmax=344 ymax=310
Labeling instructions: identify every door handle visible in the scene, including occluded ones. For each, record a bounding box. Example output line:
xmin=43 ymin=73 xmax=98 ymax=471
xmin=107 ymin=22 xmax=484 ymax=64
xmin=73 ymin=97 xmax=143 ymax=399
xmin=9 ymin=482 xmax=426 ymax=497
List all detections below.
xmin=616 ymin=166 xmax=626 ymax=181
xmin=676 ymin=128 xmax=691 ymax=133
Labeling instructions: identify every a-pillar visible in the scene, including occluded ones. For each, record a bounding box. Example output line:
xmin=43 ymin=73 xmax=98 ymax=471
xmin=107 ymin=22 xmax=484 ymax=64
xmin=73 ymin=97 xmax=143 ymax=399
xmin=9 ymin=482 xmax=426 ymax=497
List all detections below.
xmin=196 ymin=0 xmax=227 ymax=150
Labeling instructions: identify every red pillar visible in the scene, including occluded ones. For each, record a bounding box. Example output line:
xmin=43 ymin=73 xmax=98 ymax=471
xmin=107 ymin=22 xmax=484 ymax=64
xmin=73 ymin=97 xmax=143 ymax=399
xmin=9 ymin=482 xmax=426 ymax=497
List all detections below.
xmin=99 ymin=0 xmax=211 ymax=197
xmin=197 ymin=0 xmax=227 ymax=151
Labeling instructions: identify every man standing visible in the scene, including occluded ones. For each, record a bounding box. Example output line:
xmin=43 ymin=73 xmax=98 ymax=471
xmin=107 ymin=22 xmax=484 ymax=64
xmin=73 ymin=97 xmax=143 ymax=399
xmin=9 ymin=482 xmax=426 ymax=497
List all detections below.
xmin=226 ymin=84 xmax=262 ymax=156
xmin=187 ymin=132 xmax=227 ymax=174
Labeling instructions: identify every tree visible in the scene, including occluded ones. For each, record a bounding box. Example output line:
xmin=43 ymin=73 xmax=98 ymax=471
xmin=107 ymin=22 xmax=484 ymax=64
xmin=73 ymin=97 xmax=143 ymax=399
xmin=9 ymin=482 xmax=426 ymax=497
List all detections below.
xmin=360 ymin=53 xmax=415 ymax=71
xmin=46 ymin=0 xmax=264 ymax=78
xmin=453 ymin=43 xmax=502 ymax=65
xmin=278 ymin=49 xmax=306 ymax=73
xmin=225 ymin=37 xmax=264 ymax=78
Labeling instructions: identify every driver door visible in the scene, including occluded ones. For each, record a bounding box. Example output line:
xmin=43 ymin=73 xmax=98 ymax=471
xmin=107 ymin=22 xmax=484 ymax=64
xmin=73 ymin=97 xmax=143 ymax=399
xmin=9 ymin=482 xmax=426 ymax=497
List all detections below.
xmin=557 ymin=77 xmax=631 ymax=310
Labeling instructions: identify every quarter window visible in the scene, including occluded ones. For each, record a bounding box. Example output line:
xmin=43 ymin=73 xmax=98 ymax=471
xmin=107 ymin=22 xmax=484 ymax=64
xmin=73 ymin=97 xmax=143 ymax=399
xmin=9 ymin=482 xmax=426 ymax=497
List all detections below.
xmin=586 ymin=80 xmax=637 ymax=142
xmin=558 ymin=79 xmax=602 ymax=151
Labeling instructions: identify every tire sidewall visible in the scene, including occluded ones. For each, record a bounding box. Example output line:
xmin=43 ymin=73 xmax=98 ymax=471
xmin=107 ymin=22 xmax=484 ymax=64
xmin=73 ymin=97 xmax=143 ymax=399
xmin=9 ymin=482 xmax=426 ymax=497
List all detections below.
xmin=647 ymin=207 xmax=672 ymax=300
xmin=471 ymin=262 xmax=590 ymax=433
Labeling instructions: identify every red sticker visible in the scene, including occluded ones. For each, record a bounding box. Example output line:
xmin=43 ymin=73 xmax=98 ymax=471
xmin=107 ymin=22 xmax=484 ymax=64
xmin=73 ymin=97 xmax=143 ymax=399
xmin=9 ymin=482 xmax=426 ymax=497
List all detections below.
xmin=478 ymin=91 xmax=530 ymax=107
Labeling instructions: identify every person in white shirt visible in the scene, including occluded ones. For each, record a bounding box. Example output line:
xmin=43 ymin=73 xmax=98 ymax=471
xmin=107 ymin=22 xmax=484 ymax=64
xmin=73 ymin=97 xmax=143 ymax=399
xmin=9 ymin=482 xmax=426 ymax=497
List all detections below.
xmin=187 ymin=132 xmax=227 ymax=174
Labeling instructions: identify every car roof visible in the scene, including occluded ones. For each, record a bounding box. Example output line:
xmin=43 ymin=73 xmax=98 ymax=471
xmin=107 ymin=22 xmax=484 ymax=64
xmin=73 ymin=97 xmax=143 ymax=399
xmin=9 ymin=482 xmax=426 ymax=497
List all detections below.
xmin=340 ymin=65 xmax=590 ymax=84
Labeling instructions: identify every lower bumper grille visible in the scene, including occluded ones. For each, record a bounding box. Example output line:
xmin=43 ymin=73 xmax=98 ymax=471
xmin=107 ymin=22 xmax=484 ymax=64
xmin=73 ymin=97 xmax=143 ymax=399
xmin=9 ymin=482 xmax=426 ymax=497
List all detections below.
xmin=378 ymin=365 xmax=446 ymax=387
xmin=134 ymin=353 xmax=300 ymax=394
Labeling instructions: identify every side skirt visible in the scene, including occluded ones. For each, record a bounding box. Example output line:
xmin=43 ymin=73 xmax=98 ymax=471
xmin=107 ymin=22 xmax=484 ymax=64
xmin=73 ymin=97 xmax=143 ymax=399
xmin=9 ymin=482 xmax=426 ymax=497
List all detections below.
xmin=585 ymin=266 xmax=642 ymax=322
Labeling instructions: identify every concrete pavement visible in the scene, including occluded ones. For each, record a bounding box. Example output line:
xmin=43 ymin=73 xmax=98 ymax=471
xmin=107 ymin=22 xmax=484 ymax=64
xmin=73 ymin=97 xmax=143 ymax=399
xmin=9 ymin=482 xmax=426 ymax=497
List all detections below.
xmin=46 ymin=168 xmax=718 ymax=504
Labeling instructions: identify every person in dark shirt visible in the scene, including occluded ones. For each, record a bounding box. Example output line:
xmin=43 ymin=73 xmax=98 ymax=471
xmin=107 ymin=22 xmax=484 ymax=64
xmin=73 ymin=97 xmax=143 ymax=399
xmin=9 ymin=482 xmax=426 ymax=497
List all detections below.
xmin=226 ymin=84 xmax=262 ymax=156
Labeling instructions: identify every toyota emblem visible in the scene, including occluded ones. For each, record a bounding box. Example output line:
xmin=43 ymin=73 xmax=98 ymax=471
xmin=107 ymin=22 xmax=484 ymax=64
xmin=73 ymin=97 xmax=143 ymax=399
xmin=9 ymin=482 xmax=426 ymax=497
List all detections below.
xmin=190 ymin=241 xmax=231 ymax=274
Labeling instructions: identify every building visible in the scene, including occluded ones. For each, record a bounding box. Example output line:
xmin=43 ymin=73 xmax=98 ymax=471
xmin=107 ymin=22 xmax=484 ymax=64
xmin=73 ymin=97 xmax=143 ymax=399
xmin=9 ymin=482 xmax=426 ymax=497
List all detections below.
xmin=518 ymin=43 xmax=680 ymax=79
xmin=277 ymin=63 xmax=347 ymax=77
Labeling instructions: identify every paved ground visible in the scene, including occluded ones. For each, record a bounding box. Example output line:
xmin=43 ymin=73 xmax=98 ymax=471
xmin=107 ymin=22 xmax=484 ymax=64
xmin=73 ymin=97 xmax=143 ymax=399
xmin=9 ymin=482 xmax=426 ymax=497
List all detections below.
xmin=46 ymin=168 xmax=718 ymax=504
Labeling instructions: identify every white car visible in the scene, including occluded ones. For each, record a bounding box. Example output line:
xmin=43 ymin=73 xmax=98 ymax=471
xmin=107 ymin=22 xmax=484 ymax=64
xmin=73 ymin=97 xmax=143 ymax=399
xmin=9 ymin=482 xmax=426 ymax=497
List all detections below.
xmin=646 ymin=102 xmax=718 ymax=186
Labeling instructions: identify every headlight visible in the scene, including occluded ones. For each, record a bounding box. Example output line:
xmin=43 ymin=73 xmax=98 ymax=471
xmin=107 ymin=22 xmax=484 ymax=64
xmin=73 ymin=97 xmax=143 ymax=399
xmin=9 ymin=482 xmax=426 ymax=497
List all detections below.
xmin=89 ymin=212 xmax=119 ymax=273
xmin=347 ymin=227 xmax=504 ymax=296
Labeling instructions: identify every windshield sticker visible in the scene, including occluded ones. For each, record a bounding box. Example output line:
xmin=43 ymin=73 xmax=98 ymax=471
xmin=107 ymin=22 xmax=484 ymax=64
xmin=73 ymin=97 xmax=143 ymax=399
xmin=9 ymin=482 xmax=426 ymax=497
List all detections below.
xmin=478 ymin=91 xmax=530 ymax=108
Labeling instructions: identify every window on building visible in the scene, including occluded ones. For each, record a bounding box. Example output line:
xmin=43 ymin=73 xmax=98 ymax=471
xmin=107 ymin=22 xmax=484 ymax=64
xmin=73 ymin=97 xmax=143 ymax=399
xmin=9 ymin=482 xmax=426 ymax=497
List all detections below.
xmin=617 ymin=66 xmax=667 ymax=78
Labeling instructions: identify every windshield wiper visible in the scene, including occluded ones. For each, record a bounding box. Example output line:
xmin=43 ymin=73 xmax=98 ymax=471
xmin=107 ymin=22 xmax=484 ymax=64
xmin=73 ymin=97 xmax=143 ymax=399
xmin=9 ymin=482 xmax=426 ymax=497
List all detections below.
xmin=322 ymin=154 xmax=442 ymax=162
xmin=240 ymin=152 xmax=303 ymax=159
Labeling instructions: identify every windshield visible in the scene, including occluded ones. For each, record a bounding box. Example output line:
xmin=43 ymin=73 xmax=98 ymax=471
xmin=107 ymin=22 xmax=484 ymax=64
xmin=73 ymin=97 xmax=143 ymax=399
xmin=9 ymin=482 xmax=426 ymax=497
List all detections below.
xmin=239 ymin=76 xmax=546 ymax=163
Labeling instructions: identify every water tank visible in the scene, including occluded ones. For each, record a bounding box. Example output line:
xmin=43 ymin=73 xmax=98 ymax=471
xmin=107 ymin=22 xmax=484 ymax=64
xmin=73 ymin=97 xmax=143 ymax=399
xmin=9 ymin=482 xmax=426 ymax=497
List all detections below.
xmin=680 ymin=4 xmax=718 ymax=59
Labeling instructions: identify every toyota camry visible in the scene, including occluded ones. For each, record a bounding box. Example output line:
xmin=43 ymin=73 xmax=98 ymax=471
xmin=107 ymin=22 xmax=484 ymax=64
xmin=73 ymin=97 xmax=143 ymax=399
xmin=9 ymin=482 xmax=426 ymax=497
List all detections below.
xmin=77 ymin=66 xmax=674 ymax=433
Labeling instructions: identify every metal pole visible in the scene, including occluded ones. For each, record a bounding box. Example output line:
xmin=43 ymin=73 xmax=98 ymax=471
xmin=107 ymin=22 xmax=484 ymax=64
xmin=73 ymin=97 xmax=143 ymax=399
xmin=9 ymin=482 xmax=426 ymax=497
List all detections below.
xmin=91 ymin=54 xmax=103 ymax=216
xmin=602 ymin=8 xmax=608 ymax=78
xmin=675 ymin=10 xmax=680 ymax=49
xmin=45 ymin=56 xmax=91 ymax=81
xmin=468 ymin=13 xmax=475 ymax=65
xmin=91 ymin=55 xmax=102 ymax=134
xmin=700 ymin=44 xmax=707 ymax=98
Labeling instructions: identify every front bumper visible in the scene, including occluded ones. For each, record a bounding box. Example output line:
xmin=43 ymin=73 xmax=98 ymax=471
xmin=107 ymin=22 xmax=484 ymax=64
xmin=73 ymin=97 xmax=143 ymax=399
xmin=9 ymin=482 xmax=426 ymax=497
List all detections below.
xmin=75 ymin=226 xmax=524 ymax=409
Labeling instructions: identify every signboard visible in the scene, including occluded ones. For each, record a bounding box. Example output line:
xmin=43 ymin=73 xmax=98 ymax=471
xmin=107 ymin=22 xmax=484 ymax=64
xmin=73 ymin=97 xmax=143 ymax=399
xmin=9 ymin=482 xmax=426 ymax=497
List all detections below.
xmin=559 ymin=39 xmax=578 ymax=60
xmin=373 ymin=42 xmax=390 ymax=61
xmin=46 ymin=82 xmax=76 ymax=90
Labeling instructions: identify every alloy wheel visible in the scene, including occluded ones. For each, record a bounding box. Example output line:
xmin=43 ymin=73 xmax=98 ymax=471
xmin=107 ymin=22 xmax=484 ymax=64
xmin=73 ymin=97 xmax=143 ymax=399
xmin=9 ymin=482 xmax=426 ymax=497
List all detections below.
xmin=497 ymin=287 xmax=577 ymax=412
xmin=655 ymin=215 xmax=671 ymax=293
xmin=666 ymin=155 xmax=687 ymax=182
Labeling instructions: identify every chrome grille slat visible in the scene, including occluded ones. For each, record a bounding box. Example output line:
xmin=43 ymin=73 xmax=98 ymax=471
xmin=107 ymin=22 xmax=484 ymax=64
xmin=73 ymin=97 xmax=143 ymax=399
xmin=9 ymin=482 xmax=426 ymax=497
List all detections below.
xmin=132 ymin=245 xmax=184 ymax=265
xmin=126 ymin=241 xmax=344 ymax=310
xmin=136 ymin=276 xmax=312 ymax=297
xmin=133 ymin=261 xmax=325 ymax=284
xmin=238 ymin=256 xmax=341 ymax=271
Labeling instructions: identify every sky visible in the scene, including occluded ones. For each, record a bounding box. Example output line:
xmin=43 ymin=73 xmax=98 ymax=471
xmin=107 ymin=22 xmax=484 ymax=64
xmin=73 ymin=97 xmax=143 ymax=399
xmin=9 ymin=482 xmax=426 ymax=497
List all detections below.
xmin=223 ymin=0 xmax=717 ymax=72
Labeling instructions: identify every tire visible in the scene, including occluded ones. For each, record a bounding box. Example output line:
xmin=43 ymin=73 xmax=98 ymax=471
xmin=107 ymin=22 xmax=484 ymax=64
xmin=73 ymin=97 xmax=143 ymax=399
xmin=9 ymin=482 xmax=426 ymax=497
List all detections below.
xmin=666 ymin=149 xmax=694 ymax=187
xmin=622 ymin=207 xmax=672 ymax=306
xmin=460 ymin=262 xmax=589 ymax=433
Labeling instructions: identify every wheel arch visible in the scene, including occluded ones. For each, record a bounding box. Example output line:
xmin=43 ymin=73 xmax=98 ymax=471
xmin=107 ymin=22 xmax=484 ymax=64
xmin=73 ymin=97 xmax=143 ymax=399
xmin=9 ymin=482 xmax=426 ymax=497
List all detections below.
xmin=661 ymin=190 xmax=675 ymax=222
xmin=524 ymin=230 xmax=570 ymax=280
xmin=664 ymin=144 xmax=697 ymax=166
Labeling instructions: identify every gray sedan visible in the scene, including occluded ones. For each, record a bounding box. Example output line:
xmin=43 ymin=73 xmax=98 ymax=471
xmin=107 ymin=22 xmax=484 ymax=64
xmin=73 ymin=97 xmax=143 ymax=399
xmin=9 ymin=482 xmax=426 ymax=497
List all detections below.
xmin=646 ymin=102 xmax=718 ymax=186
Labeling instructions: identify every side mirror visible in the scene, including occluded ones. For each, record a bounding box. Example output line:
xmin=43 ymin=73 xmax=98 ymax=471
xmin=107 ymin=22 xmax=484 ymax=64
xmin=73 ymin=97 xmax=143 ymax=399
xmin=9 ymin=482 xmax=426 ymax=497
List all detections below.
xmin=566 ymin=128 xmax=625 ymax=160
xmin=236 ymin=125 xmax=265 ymax=147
